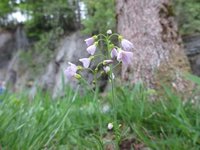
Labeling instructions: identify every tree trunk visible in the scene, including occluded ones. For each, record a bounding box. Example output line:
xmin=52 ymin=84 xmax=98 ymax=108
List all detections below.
xmin=116 ymin=0 xmax=192 ymax=92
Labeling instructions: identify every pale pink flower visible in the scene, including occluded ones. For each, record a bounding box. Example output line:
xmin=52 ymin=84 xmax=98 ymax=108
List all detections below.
xmin=103 ymin=60 xmax=113 ymax=65
xmin=64 ymin=62 xmax=78 ymax=79
xmin=110 ymin=48 xmax=118 ymax=58
xmin=87 ymin=44 xmax=96 ymax=55
xmin=103 ymin=66 xmax=110 ymax=73
xmin=121 ymin=39 xmax=134 ymax=51
xmin=79 ymin=58 xmax=91 ymax=68
xmin=84 ymin=37 xmax=95 ymax=47
xmin=117 ymin=50 xmax=133 ymax=65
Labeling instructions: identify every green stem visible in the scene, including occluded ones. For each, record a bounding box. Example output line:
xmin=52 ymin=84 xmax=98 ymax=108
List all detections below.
xmin=93 ymin=72 xmax=104 ymax=137
xmin=79 ymin=78 xmax=95 ymax=94
xmin=83 ymin=68 xmax=95 ymax=74
xmin=108 ymin=33 xmax=120 ymax=40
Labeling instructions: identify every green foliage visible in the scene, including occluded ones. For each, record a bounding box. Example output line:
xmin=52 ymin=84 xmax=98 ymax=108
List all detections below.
xmin=0 ymin=0 xmax=77 ymax=35
xmin=174 ymin=0 xmax=200 ymax=35
xmin=0 ymin=0 xmax=12 ymax=15
xmin=0 ymin=0 xmax=16 ymax=27
xmin=0 ymin=79 xmax=200 ymax=149
xmin=20 ymin=0 xmax=77 ymax=38
xmin=82 ymin=0 xmax=116 ymax=34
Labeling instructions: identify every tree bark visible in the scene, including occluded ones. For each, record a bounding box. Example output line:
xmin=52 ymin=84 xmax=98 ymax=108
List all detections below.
xmin=116 ymin=0 xmax=192 ymax=92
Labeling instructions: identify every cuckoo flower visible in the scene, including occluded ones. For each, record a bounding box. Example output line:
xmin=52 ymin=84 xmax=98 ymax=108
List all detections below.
xmin=86 ymin=44 xmax=97 ymax=55
xmin=85 ymin=37 xmax=95 ymax=47
xmin=121 ymin=39 xmax=134 ymax=51
xmin=117 ymin=49 xmax=133 ymax=65
xmin=79 ymin=58 xmax=91 ymax=68
xmin=103 ymin=59 xmax=113 ymax=65
xmin=64 ymin=62 xmax=78 ymax=80
xmin=110 ymin=48 xmax=118 ymax=58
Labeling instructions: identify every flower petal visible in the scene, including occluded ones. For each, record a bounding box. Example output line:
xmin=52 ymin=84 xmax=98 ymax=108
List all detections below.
xmin=86 ymin=44 xmax=96 ymax=55
xmin=117 ymin=50 xmax=133 ymax=65
xmin=65 ymin=62 xmax=78 ymax=79
xmin=103 ymin=66 xmax=110 ymax=73
xmin=84 ymin=37 xmax=94 ymax=47
xmin=68 ymin=62 xmax=78 ymax=72
xmin=79 ymin=58 xmax=91 ymax=68
xmin=121 ymin=39 xmax=134 ymax=51
xmin=110 ymin=48 xmax=118 ymax=58
xmin=103 ymin=60 xmax=113 ymax=65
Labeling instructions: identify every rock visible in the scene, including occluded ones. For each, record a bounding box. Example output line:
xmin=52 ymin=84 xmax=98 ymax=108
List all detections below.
xmin=183 ymin=34 xmax=200 ymax=76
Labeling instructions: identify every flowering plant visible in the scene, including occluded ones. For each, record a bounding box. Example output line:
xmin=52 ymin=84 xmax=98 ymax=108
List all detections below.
xmin=65 ymin=30 xmax=134 ymax=86
xmin=64 ymin=30 xmax=134 ymax=140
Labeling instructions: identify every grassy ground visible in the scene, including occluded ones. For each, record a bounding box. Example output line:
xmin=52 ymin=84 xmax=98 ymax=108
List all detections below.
xmin=0 ymin=80 xmax=200 ymax=149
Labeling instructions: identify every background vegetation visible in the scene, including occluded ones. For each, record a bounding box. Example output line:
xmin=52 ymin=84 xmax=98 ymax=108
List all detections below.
xmin=173 ymin=0 xmax=200 ymax=35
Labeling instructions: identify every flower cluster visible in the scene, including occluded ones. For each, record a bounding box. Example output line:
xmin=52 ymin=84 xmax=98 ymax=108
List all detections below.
xmin=64 ymin=30 xmax=134 ymax=81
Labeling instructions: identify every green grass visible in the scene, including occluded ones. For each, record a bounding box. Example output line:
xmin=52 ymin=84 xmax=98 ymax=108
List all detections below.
xmin=0 ymin=82 xmax=200 ymax=149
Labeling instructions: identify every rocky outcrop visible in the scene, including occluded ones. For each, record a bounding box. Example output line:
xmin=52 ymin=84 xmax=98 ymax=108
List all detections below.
xmin=0 ymin=30 xmax=16 ymax=80
xmin=0 ymin=30 xmax=89 ymax=97
xmin=0 ymin=26 xmax=29 ymax=92
xmin=183 ymin=35 xmax=200 ymax=76
xmin=40 ymin=31 xmax=89 ymax=97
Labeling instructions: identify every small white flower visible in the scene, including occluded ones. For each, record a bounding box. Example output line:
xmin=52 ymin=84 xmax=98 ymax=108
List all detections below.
xmin=107 ymin=29 xmax=112 ymax=35
xmin=107 ymin=123 xmax=113 ymax=130
xmin=103 ymin=66 xmax=110 ymax=73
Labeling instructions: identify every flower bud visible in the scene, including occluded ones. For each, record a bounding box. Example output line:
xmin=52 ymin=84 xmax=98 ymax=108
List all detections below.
xmin=103 ymin=66 xmax=110 ymax=73
xmin=107 ymin=123 xmax=113 ymax=130
xmin=118 ymin=35 xmax=123 ymax=41
xmin=74 ymin=74 xmax=81 ymax=79
xmin=107 ymin=29 xmax=112 ymax=35
xmin=95 ymin=68 xmax=98 ymax=72
xmin=77 ymin=66 xmax=83 ymax=70
xmin=92 ymin=80 xmax=96 ymax=84
xmin=103 ymin=60 xmax=113 ymax=65
xmin=93 ymin=35 xmax=98 ymax=40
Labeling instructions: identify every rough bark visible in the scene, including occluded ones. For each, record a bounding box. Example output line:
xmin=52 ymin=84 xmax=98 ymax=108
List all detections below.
xmin=116 ymin=0 xmax=192 ymax=92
